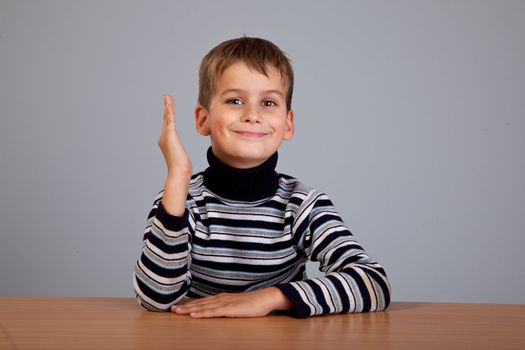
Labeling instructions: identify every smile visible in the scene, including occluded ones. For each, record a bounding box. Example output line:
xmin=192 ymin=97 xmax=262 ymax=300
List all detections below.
xmin=233 ymin=131 xmax=269 ymax=138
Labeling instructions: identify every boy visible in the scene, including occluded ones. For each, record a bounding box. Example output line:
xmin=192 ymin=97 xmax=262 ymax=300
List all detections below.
xmin=134 ymin=37 xmax=390 ymax=318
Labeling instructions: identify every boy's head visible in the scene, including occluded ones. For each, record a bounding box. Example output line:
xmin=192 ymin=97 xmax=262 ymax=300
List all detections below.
xmin=198 ymin=36 xmax=294 ymax=111
xmin=195 ymin=37 xmax=295 ymax=169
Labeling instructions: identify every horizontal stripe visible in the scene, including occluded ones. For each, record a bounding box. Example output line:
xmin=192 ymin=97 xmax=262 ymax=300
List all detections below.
xmin=134 ymin=174 xmax=390 ymax=316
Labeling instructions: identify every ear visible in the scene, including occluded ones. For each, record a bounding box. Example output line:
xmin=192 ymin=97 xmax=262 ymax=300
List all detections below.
xmin=283 ymin=109 xmax=295 ymax=140
xmin=195 ymin=104 xmax=211 ymax=136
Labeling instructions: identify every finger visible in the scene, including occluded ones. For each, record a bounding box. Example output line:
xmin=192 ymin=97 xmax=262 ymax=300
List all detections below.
xmin=189 ymin=306 xmax=230 ymax=318
xmin=164 ymin=94 xmax=175 ymax=120
xmin=189 ymin=310 xmax=219 ymax=318
xmin=172 ymin=300 xmax=219 ymax=314
xmin=171 ymin=293 xmax=232 ymax=313
xmin=172 ymin=305 xmax=202 ymax=315
xmin=189 ymin=304 xmax=254 ymax=318
xmin=179 ymin=295 xmax=221 ymax=307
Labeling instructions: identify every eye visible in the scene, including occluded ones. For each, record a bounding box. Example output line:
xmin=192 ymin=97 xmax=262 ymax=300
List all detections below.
xmin=227 ymin=98 xmax=243 ymax=105
xmin=262 ymin=100 xmax=277 ymax=107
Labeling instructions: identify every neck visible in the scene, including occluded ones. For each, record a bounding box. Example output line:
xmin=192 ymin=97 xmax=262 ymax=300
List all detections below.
xmin=203 ymin=147 xmax=279 ymax=201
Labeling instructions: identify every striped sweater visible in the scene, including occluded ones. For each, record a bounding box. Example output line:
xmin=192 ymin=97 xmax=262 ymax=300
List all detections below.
xmin=134 ymin=149 xmax=391 ymax=317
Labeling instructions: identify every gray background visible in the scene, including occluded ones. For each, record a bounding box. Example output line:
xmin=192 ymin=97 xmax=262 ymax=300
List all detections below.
xmin=1 ymin=0 xmax=524 ymax=303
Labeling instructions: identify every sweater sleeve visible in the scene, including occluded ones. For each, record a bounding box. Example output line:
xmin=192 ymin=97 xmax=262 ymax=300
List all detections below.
xmin=133 ymin=191 xmax=193 ymax=311
xmin=276 ymin=192 xmax=391 ymax=317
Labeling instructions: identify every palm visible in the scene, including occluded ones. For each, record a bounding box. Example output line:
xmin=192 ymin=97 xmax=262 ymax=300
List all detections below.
xmin=158 ymin=94 xmax=192 ymax=175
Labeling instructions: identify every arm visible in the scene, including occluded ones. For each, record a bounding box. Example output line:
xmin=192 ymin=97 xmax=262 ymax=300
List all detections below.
xmin=158 ymin=94 xmax=192 ymax=216
xmin=275 ymin=192 xmax=391 ymax=317
xmin=133 ymin=95 xmax=193 ymax=311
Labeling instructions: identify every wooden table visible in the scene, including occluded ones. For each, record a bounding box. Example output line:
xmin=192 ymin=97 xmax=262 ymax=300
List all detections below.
xmin=0 ymin=297 xmax=524 ymax=349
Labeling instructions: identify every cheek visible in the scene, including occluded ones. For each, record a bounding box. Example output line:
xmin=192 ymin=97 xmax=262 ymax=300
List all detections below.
xmin=209 ymin=115 xmax=234 ymax=137
xmin=212 ymin=119 xmax=227 ymax=133
xmin=208 ymin=111 xmax=225 ymax=127
xmin=270 ymin=118 xmax=288 ymax=132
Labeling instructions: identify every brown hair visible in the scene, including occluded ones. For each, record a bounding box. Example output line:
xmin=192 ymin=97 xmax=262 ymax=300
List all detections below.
xmin=198 ymin=36 xmax=294 ymax=111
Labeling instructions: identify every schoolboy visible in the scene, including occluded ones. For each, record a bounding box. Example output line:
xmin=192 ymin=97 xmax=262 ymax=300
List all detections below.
xmin=134 ymin=37 xmax=391 ymax=317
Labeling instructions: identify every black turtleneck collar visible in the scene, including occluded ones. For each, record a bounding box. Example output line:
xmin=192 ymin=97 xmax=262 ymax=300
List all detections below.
xmin=203 ymin=147 xmax=279 ymax=201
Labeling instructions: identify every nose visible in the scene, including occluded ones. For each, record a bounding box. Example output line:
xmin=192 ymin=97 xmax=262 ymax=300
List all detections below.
xmin=241 ymin=102 xmax=262 ymax=124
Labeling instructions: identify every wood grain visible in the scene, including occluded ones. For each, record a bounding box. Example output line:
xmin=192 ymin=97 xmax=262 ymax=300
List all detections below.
xmin=0 ymin=298 xmax=524 ymax=349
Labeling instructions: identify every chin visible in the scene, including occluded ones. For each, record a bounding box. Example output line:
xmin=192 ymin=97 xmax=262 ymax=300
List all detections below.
xmin=213 ymin=143 xmax=275 ymax=167
xmin=231 ymin=151 xmax=271 ymax=168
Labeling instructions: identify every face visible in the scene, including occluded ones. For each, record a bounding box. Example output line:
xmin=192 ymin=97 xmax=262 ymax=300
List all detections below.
xmin=195 ymin=61 xmax=294 ymax=169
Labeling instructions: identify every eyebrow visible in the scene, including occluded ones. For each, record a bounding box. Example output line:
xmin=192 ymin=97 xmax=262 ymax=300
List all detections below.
xmin=219 ymin=88 xmax=284 ymax=99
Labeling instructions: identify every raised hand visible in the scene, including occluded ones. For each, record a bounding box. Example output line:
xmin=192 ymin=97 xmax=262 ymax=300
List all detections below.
xmin=158 ymin=95 xmax=192 ymax=176
xmin=158 ymin=95 xmax=193 ymax=216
